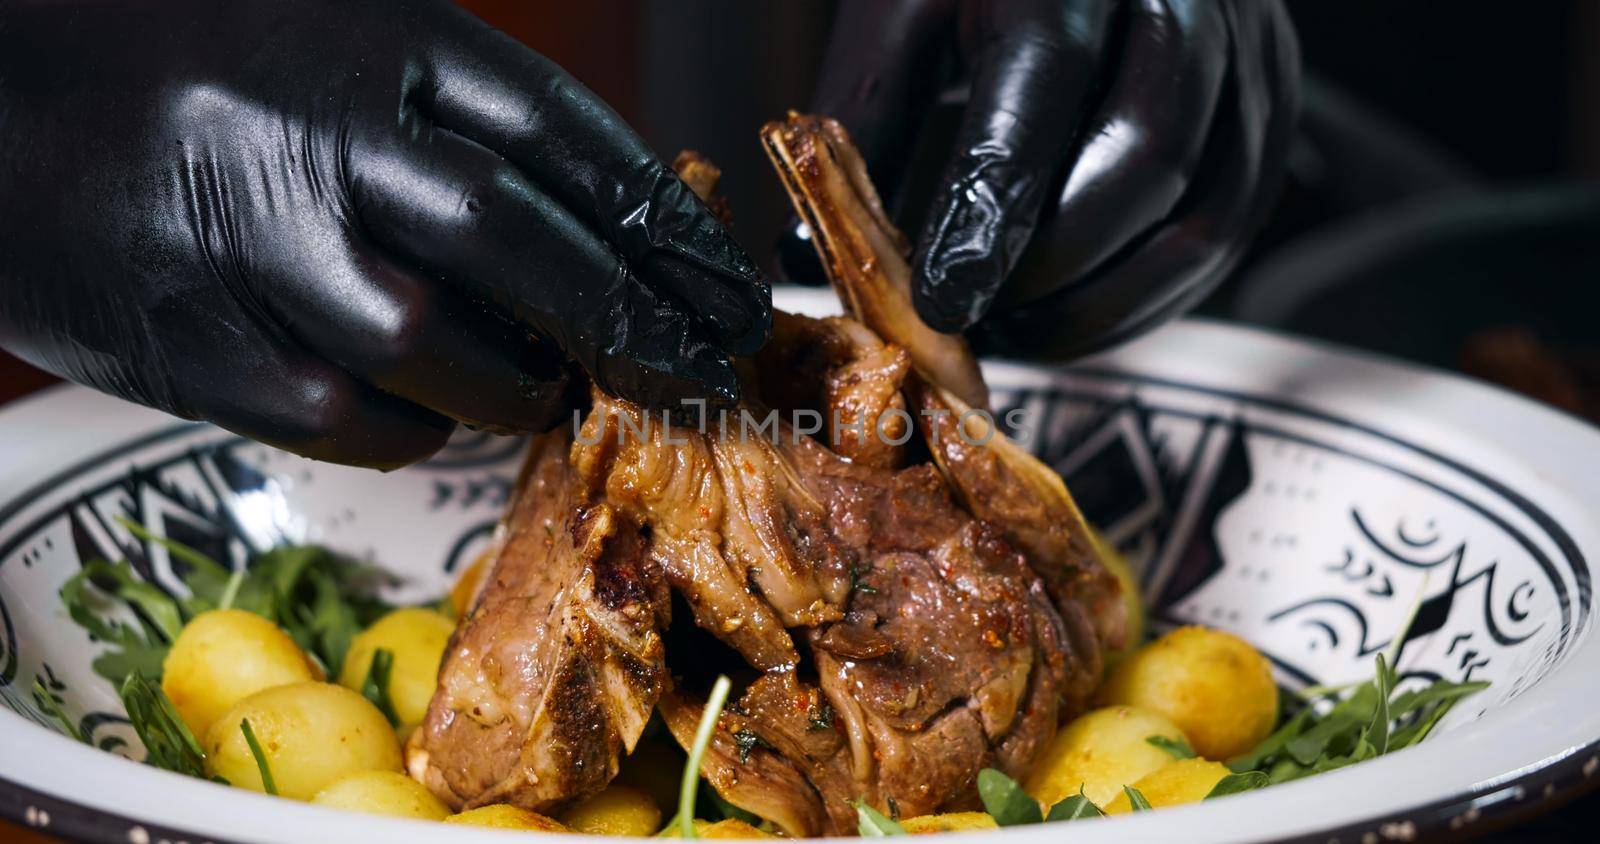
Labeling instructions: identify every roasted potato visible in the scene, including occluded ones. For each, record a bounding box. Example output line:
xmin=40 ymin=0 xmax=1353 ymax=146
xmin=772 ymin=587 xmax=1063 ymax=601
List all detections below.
xmin=659 ymin=819 xmax=773 ymax=839
xmin=559 ymin=784 xmax=663 ymax=836
xmin=449 ymin=551 xmax=493 ymax=618
xmin=204 ymin=681 xmax=402 ymax=800
xmin=1090 ymin=529 xmax=1144 ymax=663
xmin=444 ymin=804 xmax=570 ymax=831
xmin=658 ymin=820 xmax=713 ymax=838
xmin=1097 ymin=626 xmax=1277 ymax=760
xmin=613 ymin=736 xmax=687 ymax=812
xmin=310 ymin=770 xmax=449 ymax=820
xmin=1103 ymin=758 xmax=1232 ymax=813
xmin=900 ymin=813 xmax=999 ymax=834
xmin=1024 ymin=705 xmax=1189 ymax=807
xmin=337 ymin=608 xmax=455 ymax=727
xmin=161 ymin=609 xmax=320 ymax=737
xmin=691 ymin=818 xmax=771 ymax=837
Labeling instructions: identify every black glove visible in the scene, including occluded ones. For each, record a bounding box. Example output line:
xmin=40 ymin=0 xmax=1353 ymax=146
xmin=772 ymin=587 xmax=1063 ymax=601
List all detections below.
xmin=789 ymin=0 xmax=1299 ymax=359
xmin=0 ymin=0 xmax=769 ymax=469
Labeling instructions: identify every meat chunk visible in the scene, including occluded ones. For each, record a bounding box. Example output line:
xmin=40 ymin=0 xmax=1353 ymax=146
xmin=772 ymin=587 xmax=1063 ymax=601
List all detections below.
xmin=760 ymin=112 xmax=988 ymax=410
xmin=408 ymin=430 xmax=668 ymax=812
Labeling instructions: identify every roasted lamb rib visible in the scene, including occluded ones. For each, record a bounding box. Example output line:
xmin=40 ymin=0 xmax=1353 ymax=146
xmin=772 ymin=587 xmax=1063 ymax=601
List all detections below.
xmin=408 ymin=116 xmax=1125 ymax=836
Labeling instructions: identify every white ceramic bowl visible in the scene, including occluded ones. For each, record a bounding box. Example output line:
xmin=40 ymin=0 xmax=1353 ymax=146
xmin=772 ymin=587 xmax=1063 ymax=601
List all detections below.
xmin=2 ymin=289 xmax=1598 ymax=843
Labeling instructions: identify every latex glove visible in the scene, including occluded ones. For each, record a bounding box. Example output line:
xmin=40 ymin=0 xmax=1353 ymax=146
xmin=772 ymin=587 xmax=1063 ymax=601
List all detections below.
xmin=792 ymin=0 xmax=1299 ymax=358
xmin=0 ymin=0 xmax=769 ymax=468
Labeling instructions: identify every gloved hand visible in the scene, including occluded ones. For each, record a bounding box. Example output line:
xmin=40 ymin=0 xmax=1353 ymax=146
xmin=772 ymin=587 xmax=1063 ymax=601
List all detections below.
xmin=0 ymin=0 xmax=769 ymax=469
xmin=788 ymin=0 xmax=1299 ymax=359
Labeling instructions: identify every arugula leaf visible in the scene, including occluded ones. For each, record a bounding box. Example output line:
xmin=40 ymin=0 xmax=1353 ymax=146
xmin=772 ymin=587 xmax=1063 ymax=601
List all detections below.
xmin=1389 ymin=696 xmax=1462 ymax=750
xmin=1228 ymin=706 xmax=1313 ymax=773
xmin=1227 ymin=650 xmax=1489 ymax=792
xmin=1146 ymin=734 xmax=1196 ymax=760
xmin=359 ymin=648 xmax=401 ymax=727
xmin=32 ymin=677 xmax=84 ymax=743
xmin=1204 ymin=771 xmax=1268 ymax=800
xmin=62 ymin=561 xmax=179 ymax=684
xmin=1045 ymin=787 xmax=1104 ymax=821
xmin=1285 ymin=684 xmax=1378 ymax=765
xmin=732 ymin=728 xmax=773 ymax=764
xmin=1122 ymin=786 xmax=1153 ymax=812
xmin=976 ymin=768 xmax=1042 ymax=826
xmin=115 ymin=517 xmax=232 ymax=595
xmin=1367 ymin=654 xmax=1392 ymax=755
xmin=240 ymin=718 xmax=278 ymax=796
xmin=1388 ymin=680 xmax=1490 ymax=720
xmin=852 ymin=799 xmax=907 ymax=836
xmin=806 ymin=701 xmax=834 ymax=732
xmin=119 ymin=672 xmax=207 ymax=777
xmin=77 ymin=559 xmax=185 ymax=643
xmin=679 ymin=675 xmax=732 ymax=839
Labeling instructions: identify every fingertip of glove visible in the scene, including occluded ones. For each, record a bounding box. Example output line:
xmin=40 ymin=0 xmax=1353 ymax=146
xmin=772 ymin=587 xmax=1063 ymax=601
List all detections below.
xmin=723 ymin=282 xmax=773 ymax=357
xmin=596 ymin=339 xmax=741 ymax=413
xmin=911 ymin=253 xmax=987 ymax=335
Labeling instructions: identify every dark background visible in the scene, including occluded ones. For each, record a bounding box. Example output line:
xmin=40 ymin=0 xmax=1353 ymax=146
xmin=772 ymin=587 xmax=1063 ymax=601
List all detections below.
xmin=4 ymin=2 xmax=1598 ymax=841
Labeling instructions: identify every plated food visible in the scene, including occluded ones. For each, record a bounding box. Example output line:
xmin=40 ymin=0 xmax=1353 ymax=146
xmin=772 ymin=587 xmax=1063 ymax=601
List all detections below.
xmin=10 ymin=115 xmax=1507 ymax=841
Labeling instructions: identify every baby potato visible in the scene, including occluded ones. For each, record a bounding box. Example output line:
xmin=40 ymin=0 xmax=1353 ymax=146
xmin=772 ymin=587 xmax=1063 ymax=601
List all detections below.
xmin=1024 ymin=705 xmax=1189 ymax=808
xmin=205 ymin=681 xmax=402 ymax=800
xmin=657 ymin=820 xmax=773 ymax=839
xmin=311 ymin=770 xmax=449 ymax=820
xmin=657 ymin=820 xmax=714 ymax=838
xmin=449 ymin=551 xmax=493 ymax=618
xmin=614 ymin=737 xmax=687 ymax=812
xmin=900 ymin=813 xmax=999 ymax=834
xmin=1097 ymin=626 xmax=1278 ymax=760
xmin=700 ymin=820 xmax=774 ymax=839
xmin=1103 ymin=758 xmax=1231 ymax=813
xmin=559 ymin=785 xmax=662 ymax=836
xmin=337 ymin=608 xmax=455 ymax=728
xmin=161 ymin=609 xmax=320 ymax=737
xmin=444 ymin=804 xmax=569 ymax=831
xmin=1090 ymin=529 xmax=1144 ymax=663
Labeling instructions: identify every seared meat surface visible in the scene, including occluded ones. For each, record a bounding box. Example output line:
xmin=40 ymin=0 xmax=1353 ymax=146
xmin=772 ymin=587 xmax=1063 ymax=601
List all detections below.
xmin=408 ymin=430 xmax=668 ymax=812
xmin=409 ymin=116 xmax=1124 ymax=834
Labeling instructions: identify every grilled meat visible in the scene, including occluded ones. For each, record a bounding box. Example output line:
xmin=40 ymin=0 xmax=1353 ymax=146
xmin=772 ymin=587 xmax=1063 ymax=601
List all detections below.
xmin=408 ymin=430 xmax=668 ymax=812
xmin=410 ymin=116 xmax=1123 ymax=835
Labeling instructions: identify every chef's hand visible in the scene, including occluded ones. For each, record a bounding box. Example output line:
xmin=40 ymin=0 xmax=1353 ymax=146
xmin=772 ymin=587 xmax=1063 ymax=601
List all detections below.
xmin=0 ymin=0 xmax=768 ymax=469
xmin=788 ymin=0 xmax=1299 ymax=358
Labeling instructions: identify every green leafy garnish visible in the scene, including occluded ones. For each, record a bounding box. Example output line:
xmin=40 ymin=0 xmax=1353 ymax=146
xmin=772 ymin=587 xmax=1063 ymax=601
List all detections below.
xmin=32 ymin=677 xmax=84 ymax=743
xmin=852 ymin=798 xmax=907 ymax=836
xmin=732 ymin=728 xmax=772 ymax=764
xmin=1122 ymin=785 xmax=1153 ymax=812
xmin=1044 ymin=787 xmax=1104 ymax=821
xmin=1204 ymin=771 xmax=1268 ymax=800
xmin=60 ymin=559 xmax=184 ymax=683
xmin=360 ymin=648 xmax=401 ymax=726
xmin=119 ymin=672 xmax=207 ymax=777
xmin=678 ymin=675 xmax=732 ymax=839
xmin=806 ymin=701 xmax=834 ymax=732
xmin=1146 ymin=734 xmax=1196 ymax=760
xmin=62 ymin=535 xmax=397 ymax=685
xmin=1227 ymin=652 xmax=1488 ymax=785
xmin=240 ymin=718 xmax=278 ymax=796
xmin=976 ymin=768 xmax=1042 ymax=826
